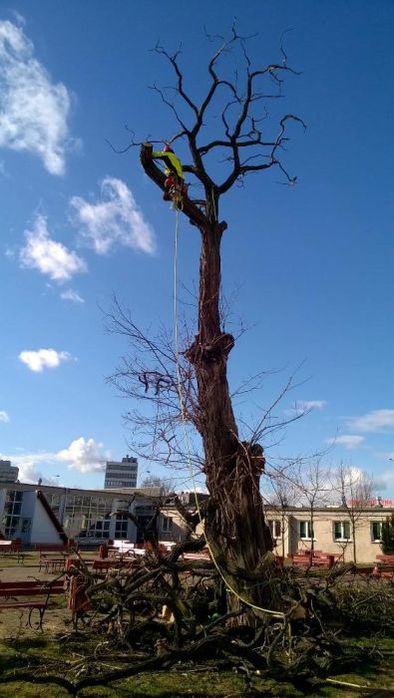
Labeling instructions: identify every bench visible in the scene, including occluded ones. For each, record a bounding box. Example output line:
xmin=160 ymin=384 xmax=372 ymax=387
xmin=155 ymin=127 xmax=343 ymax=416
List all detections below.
xmin=0 ymin=539 xmax=24 ymax=563
xmin=374 ymin=556 xmax=394 ymax=579
xmin=92 ymin=558 xmax=139 ymax=574
xmin=0 ymin=579 xmax=65 ymax=629
xmin=38 ymin=552 xmax=67 ymax=574
xmin=291 ymin=552 xmax=338 ymax=569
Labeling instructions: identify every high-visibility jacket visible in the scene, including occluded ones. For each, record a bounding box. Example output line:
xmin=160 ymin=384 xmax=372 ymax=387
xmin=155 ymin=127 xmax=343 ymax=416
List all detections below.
xmin=152 ymin=150 xmax=184 ymax=180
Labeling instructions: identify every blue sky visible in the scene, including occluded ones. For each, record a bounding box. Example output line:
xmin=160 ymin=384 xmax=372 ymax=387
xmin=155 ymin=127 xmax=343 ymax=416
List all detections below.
xmin=0 ymin=0 xmax=393 ymax=497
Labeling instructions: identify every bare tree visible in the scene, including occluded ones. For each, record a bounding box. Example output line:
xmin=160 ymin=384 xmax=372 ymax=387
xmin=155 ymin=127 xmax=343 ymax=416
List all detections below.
xmin=264 ymin=461 xmax=301 ymax=559
xmin=332 ymin=463 xmax=375 ymax=564
xmin=111 ymin=25 xmax=305 ymax=610
xmin=292 ymin=458 xmax=332 ymax=560
xmin=140 ymin=474 xmax=177 ymax=494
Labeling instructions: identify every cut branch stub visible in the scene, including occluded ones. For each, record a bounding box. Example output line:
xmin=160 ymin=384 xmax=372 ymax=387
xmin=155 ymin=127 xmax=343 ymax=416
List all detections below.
xmin=185 ymin=332 xmax=235 ymax=365
xmin=140 ymin=143 xmax=226 ymax=232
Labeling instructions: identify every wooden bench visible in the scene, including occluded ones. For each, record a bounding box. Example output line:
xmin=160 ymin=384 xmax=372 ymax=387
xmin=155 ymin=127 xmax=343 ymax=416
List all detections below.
xmin=38 ymin=552 xmax=67 ymax=574
xmin=93 ymin=558 xmax=139 ymax=572
xmin=0 ymin=539 xmax=24 ymax=562
xmin=291 ymin=552 xmax=338 ymax=568
xmin=0 ymin=579 xmax=65 ymax=629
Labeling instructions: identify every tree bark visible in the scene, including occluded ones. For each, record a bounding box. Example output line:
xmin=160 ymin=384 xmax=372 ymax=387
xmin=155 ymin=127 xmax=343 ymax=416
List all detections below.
xmin=140 ymin=144 xmax=274 ymax=612
xmin=186 ymin=214 xmax=273 ymax=610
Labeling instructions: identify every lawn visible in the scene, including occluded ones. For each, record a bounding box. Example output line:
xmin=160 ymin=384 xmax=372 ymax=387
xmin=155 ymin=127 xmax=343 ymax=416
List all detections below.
xmin=0 ymin=634 xmax=392 ymax=697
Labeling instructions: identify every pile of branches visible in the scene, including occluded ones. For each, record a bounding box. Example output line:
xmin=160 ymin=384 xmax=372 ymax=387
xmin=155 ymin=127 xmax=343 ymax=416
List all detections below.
xmin=330 ymin=571 xmax=394 ymax=634
xmin=5 ymin=539 xmax=392 ymax=695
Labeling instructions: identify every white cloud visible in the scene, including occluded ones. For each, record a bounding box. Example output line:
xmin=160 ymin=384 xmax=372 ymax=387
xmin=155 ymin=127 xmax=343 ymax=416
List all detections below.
xmin=349 ymin=409 xmax=394 ymax=433
xmin=295 ymin=400 xmax=327 ymax=411
xmin=57 ymin=437 xmax=108 ymax=473
xmin=0 ymin=450 xmax=59 ymax=484
xmin=0 ymin=19 xmax=75 ymax=174
xmin=19 ymin=348 xmax=72 ymax=372
xmin=20 ymin=214 xmax=86 ymax=282
xmin=17 ymin=461 xmax=58 ymax=485
xmin=0 ymin=410 xmax=9 ymax=423
xmin=70 ymin=177 xmax=156 ymax=255
xmin=60 ymin=288 xmax=85 ymax=303
xmin=373 ymin=469 xmax=394 ymax=493
xmin=326 ymin=434 xmax=364 ymax=449
xmin=2 ymin=437 xmax=109 ymax=479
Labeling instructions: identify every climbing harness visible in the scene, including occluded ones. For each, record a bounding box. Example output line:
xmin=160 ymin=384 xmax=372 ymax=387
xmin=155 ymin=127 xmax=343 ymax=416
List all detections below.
xmin=170 ymin=186 xmax=184 ymax=211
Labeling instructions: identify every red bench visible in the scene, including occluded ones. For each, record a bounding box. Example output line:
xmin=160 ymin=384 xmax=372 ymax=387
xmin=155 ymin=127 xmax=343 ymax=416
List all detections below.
xmin=375 ymin=555 xmax=394 ymax=579
xmin=0 ymin=579 xmax=65 ymax=629
xmin=38 ymin=552 xmax=68 ymax=574
xmin=0 ymin=539 xmax=23 ymax=562
xmin=291 ymin=551 xmax=339 ymax=568
xmin=92 ymin=558 xmax=139 ymax=574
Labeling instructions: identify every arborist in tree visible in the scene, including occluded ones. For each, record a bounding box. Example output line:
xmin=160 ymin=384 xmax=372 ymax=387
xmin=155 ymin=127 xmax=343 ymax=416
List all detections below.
xmin=152 ymin=144 xmax=188 ymax=205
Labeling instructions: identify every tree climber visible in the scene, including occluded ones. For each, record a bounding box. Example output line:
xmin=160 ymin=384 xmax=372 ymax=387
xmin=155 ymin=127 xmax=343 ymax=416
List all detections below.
xmin=152 ymin=144 xmax=188 ymax=205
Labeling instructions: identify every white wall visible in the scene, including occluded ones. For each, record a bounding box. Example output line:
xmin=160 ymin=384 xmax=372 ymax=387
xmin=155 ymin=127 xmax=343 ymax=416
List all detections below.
xmin=30 ymin=495 xmax=62 ymax=545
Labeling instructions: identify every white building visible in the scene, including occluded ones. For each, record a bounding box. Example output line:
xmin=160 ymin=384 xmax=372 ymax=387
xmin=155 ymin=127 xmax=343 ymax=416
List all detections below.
xmin=104 ymin=455 xmax=138 ymax=489
xmin=0 ymin=483 xmax=159 ymax=547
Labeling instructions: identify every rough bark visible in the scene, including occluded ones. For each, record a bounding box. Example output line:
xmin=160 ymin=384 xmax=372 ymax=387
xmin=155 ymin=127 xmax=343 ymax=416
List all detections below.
xmin=141 ymin=144 xmax=273 ymax=611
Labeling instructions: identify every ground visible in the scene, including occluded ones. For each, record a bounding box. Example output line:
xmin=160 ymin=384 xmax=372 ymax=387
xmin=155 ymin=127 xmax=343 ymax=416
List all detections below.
xmin=0 ymin=553 xmax=392 ymax=697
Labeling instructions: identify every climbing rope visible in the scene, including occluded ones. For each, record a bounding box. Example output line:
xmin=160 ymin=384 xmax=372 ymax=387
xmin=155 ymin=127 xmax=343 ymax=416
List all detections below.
xmin=172 ymin=209 xmax=286 ymax=621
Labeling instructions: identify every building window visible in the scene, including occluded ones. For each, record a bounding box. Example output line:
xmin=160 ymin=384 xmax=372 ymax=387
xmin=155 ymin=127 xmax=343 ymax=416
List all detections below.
xmin=87 ymin=517 xmax=111 ymax=539
xmin=333 ymin=521 xmax=351 ymax=541
xmin=3 ymin=491 xmax=23 ymax=538
xmin=371 ymin=521 xmax=383 ymax=542
xmin=161 ymin=516 xmax=173 ymax=532
xmin=114 ymin=514 xmax=128 ymax=539
xmin=268 ymin=520 xmax=281 ymax=539
xmin=299 ymin=520 xmax=314 ymax=540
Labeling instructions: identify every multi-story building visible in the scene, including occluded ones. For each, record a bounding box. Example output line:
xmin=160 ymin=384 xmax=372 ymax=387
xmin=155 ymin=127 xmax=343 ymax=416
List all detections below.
xmin=104 ymin=455 xmax=138 ymax=489
xmin=0 ymin=460 xmax=19 ymax=483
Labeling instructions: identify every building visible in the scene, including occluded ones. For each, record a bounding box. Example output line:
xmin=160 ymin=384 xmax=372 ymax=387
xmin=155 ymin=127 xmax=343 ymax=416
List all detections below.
xmin=161 ymin=497 xmax=394 ymax=564
xmin=0 ymin=474 xmax=392 ymax=562
xmin=0 ymin=482 xmax=159 ymax=547
xmin=104 ymin=455 xmax=138 ymax=489
xmin=264 ymin=502 xmax=393 ymax=563
xmin=0 ymin=460 xmax=19 ymax=483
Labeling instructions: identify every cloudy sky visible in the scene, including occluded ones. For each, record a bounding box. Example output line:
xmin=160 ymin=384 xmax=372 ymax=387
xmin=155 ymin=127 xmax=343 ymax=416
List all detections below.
xmin=0 ymin=1 xmax=393 ymax=495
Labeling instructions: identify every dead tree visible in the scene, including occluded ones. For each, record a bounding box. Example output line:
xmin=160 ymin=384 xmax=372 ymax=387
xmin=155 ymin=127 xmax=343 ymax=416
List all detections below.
xmin=123 ymin=26 xmax=305 ymax=610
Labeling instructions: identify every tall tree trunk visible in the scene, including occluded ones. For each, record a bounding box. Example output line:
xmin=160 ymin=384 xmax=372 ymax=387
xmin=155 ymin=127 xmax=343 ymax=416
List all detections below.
xmin=186 ymin=211 xmax=273 ymax=610
xmin=140 ymin=145 xmax=274 ymax=612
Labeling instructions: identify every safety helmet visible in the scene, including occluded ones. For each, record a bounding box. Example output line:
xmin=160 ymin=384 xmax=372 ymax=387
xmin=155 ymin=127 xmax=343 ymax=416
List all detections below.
xmin=163 ymin=144 xmax=173 ymax=153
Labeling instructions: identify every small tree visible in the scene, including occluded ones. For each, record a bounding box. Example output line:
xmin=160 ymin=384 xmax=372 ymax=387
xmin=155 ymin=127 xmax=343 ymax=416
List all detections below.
xmin=265 ymin=462 xmax=300 ymax=559
xmin=140 ymin=474 xmax=176 ymax=494
xmin=381 ymin=512 xmax=394 ymax=554
xmin=292 ymin=458 xmax=332 ymax=559
xmin=332 ymin=464 xmax=374 ymax=564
